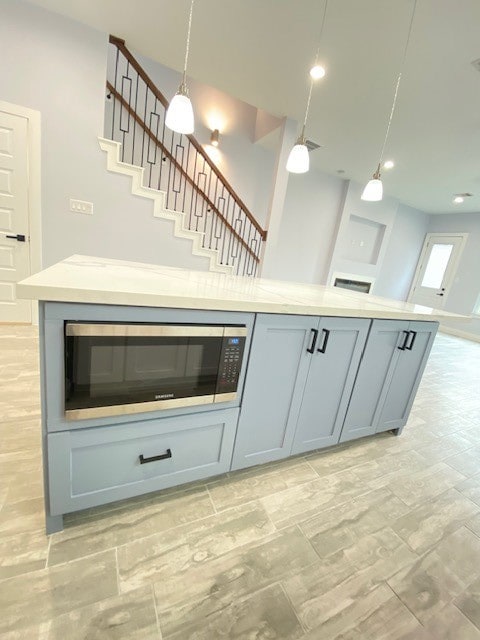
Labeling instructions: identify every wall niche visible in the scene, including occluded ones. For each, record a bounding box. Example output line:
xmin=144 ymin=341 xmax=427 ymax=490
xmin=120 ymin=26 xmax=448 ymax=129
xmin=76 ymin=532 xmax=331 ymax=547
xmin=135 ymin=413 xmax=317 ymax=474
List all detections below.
xmin=340 ymin=215 xmax=387 ymax=265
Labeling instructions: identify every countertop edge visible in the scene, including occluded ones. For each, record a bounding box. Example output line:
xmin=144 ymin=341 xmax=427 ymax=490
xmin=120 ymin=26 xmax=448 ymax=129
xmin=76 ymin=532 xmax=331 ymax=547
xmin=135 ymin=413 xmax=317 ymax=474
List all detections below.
xmin=16 ymin=282 xmax=467 ymax=323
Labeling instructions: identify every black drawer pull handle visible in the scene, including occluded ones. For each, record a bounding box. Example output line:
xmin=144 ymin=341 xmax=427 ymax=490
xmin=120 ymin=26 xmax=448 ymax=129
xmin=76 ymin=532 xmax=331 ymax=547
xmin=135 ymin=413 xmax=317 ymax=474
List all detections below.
xmin=406 ymin=331 xmax=417 ymax=351
xmin=307 ymin=328 xmax=318 ymax=354
xmin=139 ymin=449 xmax=172 ymax=464
xmin=317 ymin=329 xmax=330 ymax=354
xmin=397 ymin=330 xmax=410 ymax=350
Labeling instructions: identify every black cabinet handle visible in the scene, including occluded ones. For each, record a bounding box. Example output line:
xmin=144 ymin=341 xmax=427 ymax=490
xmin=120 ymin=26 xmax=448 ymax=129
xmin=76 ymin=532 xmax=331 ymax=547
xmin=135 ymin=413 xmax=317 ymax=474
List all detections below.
xmin=406 ymin=331 xmax=417 ymax=351
xmin=436 ymin=293 xmax=444 ymax=296
xmin=317 ymin=329 xmax=330 ymax=354
xmin=397 ymin=330 xmax=410 ymax=350
xmin=139 ymin=448 xmax=172 ymax=464
xmin=307 ymin=328 xmax=318 ymax=354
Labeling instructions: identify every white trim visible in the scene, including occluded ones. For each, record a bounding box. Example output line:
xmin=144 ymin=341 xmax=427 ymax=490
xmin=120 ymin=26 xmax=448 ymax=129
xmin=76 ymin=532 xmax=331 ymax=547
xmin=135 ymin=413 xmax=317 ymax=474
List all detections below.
xmin=408 ymin=232 xmax=468 ymax=305
xmin=0 ymin=100 xmax=42 ymax=324
xmin=98 ymin=138 xmax=234 ymax=275
xmin=439 ymin=324 xmax=480 ymax=344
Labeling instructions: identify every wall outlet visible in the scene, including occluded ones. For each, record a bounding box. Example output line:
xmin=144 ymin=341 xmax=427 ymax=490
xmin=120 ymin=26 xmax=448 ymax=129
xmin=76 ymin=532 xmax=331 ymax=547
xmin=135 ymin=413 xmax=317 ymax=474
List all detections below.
xmin=70 ymin=199 xmax=93 ymax=215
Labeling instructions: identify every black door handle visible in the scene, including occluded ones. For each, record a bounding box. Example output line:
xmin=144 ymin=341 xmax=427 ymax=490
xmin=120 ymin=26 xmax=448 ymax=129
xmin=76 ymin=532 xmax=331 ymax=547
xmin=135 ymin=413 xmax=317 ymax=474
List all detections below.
xmin=307 ymin=328 xmax=318 ymax=354
xmin=139 ymin=449 xmax=172 ymax=464
xmin=436 ymin=293 xmax=444 ymax=296
xmin=317 ymin=329 xmax=330 ymax=354
xmin=5 ymin=234 xmax=26 ymax=242
xmin=397 ymin=330 xmax=410 ymax=350
xmin=406 ymin=331 xmax=417 ymax=351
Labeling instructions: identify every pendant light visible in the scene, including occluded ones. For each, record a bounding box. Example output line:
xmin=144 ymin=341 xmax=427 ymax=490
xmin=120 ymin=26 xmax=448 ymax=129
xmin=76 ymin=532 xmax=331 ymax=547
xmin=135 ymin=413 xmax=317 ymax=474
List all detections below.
xmin=286 ymin=0 xmax=329 ymax=174
xmin=166 ymin=0 xmax=195 ymax=134
xmin=361 ymin=0 xmax=417 ymax=201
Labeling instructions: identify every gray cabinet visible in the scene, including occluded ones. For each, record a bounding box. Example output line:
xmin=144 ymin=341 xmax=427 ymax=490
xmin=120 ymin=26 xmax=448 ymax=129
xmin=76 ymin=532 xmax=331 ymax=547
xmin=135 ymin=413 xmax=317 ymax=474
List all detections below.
xmin=340 ymin=320 xmax=437 ymax=443
xmin=39 ymin=300 xmax=439 ymax=533
xmin=231 ymin=314 xmax=314 ymax=470
xmin=377 ymin=320 xmax=437 ymax=433
xmin=291 ymin=318 xmax=370 ymax=454
xmin=232 ymin=315 xmax=370 ymax=469
xmin=48 ymin=408 xmax=239 ymax=515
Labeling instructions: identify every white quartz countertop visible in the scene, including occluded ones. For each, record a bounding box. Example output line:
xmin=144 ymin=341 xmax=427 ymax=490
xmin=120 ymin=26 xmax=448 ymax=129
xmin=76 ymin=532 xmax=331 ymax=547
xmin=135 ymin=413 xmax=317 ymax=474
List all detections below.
xmin=17 ymin=255 xmax=468 ymax=322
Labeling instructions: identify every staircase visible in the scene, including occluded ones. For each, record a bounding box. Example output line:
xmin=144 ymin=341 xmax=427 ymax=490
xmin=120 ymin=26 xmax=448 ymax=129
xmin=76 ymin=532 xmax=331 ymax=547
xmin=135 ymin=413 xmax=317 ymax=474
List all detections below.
xmin=102 ymin=35 xmax=267 ymax=277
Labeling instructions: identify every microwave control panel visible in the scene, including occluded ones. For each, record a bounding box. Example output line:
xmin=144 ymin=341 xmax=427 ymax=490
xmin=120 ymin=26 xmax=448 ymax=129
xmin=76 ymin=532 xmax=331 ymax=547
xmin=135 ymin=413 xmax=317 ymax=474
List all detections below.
xmin=216 ymin=335 xmax=246 ymax=393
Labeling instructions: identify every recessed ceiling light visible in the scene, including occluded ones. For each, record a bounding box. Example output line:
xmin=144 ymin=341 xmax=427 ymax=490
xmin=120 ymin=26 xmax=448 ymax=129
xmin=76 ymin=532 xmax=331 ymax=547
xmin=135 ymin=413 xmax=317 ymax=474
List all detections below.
xmin=310 ymin=65 xmax=326 ymax=80
xmin=383 ymin=160 xmax=394 ymax=169
xmin=453 ymin=196 xmax=464 ymax=203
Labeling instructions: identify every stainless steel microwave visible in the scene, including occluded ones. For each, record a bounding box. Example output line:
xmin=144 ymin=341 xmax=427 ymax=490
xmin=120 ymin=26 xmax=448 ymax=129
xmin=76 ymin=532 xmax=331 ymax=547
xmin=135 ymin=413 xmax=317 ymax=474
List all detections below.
xmin=64 ymin=322 xmax=247 ymax=420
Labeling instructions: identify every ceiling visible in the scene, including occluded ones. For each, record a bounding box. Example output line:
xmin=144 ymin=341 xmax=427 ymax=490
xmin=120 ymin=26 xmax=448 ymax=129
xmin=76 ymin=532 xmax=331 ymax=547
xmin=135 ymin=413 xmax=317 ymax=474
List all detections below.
xmin=28 ymin=0 xmax=480 ymax=214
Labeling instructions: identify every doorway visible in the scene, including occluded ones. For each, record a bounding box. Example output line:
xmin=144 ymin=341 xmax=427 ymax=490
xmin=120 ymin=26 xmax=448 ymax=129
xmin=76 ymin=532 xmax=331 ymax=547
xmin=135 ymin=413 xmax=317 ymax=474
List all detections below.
xmin=408 ymin=233 xmax=467 ymax=308
xmin=0 ymin=101 xmax=41 ymax=323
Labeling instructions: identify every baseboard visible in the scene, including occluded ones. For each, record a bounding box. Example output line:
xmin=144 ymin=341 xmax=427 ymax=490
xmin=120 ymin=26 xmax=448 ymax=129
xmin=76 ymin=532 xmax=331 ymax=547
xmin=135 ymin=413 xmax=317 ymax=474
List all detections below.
xmin=439 ymin=324 xmax=480 ymax=344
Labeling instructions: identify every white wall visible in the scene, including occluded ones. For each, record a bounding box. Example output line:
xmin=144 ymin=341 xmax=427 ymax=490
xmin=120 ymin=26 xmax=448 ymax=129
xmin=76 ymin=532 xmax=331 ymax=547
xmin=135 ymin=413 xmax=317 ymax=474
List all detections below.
xmin=374 ymin=204 xmax=429 ymax=300
xmin=427 ymin=212 xmax=480 ymax=339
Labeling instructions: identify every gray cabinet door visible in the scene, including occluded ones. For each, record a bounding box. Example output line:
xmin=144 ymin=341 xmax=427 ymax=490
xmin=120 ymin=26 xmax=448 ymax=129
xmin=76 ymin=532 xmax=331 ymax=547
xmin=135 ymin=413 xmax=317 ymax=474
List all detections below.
xmin=340 ymin=320 xmax=408 ymax=443
xmin=292 ymin=318 xmax=370 ymax=454
xmin=376 ymin=320 xmax=437 ymax=433
xmin=231 ymin=314 xmax=317 ymax=470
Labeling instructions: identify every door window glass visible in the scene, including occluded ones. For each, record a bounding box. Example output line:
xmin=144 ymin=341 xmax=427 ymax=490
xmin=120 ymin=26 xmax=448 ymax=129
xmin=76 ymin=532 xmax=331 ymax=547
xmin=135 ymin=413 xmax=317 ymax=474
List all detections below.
xmin=421 ymin=244 xmax=453 ymax=289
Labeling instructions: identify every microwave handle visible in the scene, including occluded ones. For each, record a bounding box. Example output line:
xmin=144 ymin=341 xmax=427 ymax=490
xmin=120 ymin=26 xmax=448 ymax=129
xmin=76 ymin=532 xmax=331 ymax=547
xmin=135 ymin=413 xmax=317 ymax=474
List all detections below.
xmin=66 ymin=324 xmax=226 ymax=337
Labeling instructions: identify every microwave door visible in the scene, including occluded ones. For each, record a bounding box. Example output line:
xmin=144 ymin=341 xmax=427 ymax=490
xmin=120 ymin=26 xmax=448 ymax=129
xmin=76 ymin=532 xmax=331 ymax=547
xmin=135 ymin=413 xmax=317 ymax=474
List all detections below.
xmin=123 ymin=341 xmax=189 ymax=385
xmin=66 ymin=323 xmax=223 ymax=404
xmin=65 ymin=324 xmax=227 ymax=419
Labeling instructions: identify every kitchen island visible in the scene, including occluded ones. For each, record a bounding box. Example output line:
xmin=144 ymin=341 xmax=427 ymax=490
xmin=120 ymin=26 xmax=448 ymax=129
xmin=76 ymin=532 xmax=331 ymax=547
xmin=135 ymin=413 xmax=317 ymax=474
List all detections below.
xmin=17 ymin=255 xmax=467 ymax=533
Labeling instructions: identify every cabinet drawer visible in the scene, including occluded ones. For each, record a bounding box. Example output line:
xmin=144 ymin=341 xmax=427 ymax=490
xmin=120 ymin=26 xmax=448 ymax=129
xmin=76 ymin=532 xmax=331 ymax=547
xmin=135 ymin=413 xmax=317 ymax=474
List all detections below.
xmin=48 ymin=408 xmax=238 ymax=515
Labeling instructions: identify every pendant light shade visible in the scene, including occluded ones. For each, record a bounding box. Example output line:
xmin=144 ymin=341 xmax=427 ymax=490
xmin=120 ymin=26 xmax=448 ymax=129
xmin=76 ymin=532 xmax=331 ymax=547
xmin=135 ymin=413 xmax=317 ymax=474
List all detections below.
xmin=361 ymin=0 xmax=417 ymax=202
xmin=286 ymin=0 xmax=329 ymax=175
xmin=361 ymin=178 xmax=383 ymax=202
xmin=286 ymin=138 xmax=310 ymax=173
xmin=165 ymin=86 xmax=194 ymax=134
xmin=166 ymin=0 xmax=196 ymax=135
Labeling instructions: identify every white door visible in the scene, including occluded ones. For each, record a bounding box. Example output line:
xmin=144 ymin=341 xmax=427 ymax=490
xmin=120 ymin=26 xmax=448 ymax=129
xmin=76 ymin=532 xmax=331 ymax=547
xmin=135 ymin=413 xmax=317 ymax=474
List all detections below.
xmin=0 ymin=111 xmax=31 ymax=323
xmin=408 ymin=233 xmax=467 ymax=309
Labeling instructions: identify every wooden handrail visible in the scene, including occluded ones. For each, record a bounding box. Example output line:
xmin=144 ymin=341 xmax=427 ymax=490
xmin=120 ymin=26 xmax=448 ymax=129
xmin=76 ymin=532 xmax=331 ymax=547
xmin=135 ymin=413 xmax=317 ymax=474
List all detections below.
xmin=109 ymin=34 xmax=267 ymax=240
xmin=107 ymin=81 xmax=260 ymax=263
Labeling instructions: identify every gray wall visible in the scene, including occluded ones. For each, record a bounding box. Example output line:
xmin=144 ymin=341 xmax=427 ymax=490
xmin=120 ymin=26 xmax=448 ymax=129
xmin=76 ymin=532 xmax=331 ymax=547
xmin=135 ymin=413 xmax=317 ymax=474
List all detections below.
xmin=3 ymin=0 xmax=478 ymax=336
xmin=374 ymin=204 xmax=429 ymax=300
xmin=262 ymin=167 xmax=345 ymax=284
xmin=427 ymin=212 xmax=480 ymax=338
xmin=0 ymin=0 xmax=273 ymax=271
xmin=327 ymin=180 xmax=399 ymax=290
xmin=130 ymin=54 xmax=277 ymax=229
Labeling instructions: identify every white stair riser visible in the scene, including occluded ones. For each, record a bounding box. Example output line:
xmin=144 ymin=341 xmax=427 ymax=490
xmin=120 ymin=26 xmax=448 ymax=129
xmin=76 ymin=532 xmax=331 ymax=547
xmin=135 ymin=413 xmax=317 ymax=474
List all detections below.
xmin=99 ymin=137 xmax=234 ymax=275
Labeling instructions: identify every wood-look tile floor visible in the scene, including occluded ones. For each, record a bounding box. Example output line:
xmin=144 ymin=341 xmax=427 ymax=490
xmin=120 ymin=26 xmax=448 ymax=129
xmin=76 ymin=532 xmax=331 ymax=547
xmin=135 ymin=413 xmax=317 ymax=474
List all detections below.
xmin=1 ymin=325 xmax=480 ymax=639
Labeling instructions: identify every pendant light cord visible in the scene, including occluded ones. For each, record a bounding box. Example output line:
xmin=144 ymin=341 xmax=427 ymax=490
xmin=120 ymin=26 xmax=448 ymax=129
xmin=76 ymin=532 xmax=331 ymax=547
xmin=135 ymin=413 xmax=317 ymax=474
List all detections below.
xmin=300 ymin=0 xmax=329 ymax=138
xmin=378 ymin=0 xmax=417 ymax=166
xmin=182 ymin=0 xmax=195 ymax=87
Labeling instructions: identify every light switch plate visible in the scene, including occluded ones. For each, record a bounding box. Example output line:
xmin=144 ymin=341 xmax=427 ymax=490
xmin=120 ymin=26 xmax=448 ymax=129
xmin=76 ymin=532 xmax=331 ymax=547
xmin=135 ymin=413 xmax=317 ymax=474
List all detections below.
xmin=70 ymin=199 xmax=93 ymax=215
